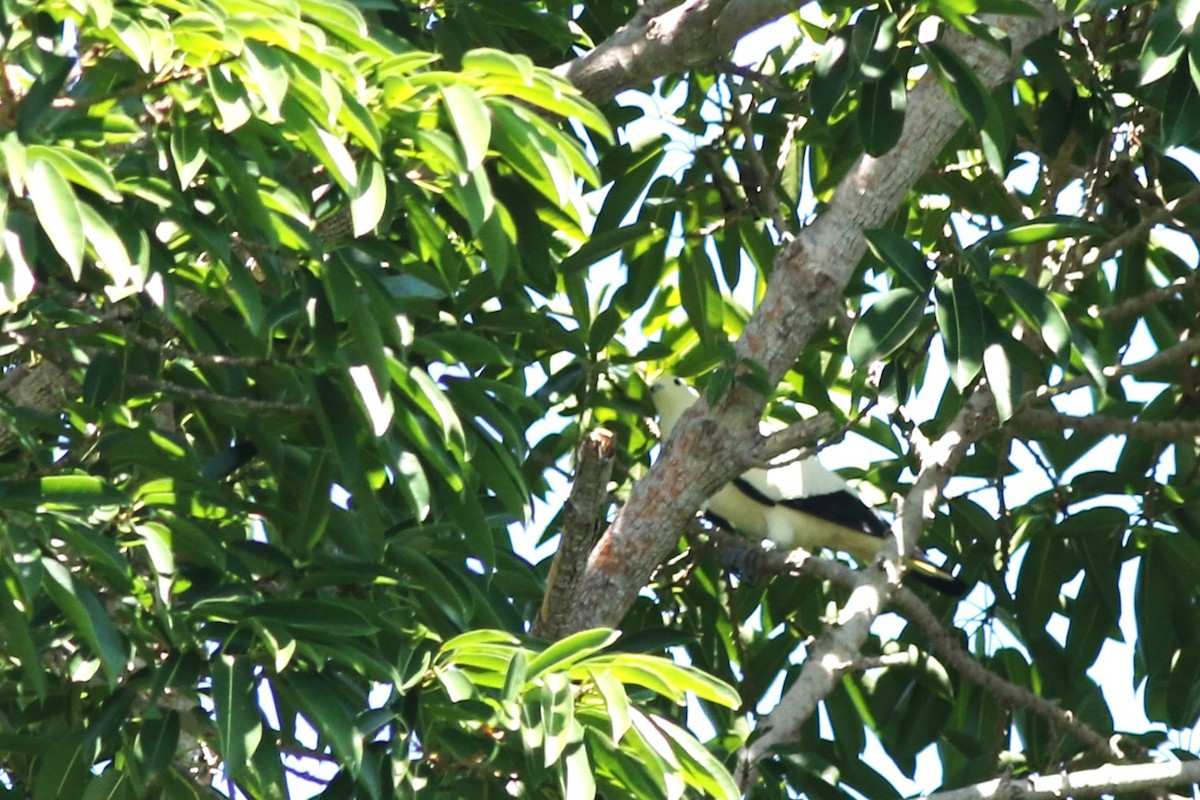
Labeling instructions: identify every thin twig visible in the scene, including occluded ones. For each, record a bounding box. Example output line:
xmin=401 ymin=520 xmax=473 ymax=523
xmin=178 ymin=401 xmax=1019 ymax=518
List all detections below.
xmin=124 ymin=374 xmax=313 ymax=415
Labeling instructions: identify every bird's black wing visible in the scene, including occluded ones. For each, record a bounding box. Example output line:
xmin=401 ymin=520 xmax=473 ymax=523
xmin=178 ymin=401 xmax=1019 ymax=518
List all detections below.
xmin=779 ymin=491 xmax=888 ymax=538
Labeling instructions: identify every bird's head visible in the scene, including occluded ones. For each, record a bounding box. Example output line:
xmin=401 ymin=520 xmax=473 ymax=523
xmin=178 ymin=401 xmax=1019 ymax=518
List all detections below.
xmin=649 ymin=374 xmax=700 ymax=438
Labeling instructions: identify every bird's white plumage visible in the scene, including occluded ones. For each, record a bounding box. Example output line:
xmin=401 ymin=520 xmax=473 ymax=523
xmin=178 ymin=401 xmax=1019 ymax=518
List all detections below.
xmin=649 ymin=375 xmax=883 ymax=558
xmin=648 ymin=375 xmax=966 ymax=595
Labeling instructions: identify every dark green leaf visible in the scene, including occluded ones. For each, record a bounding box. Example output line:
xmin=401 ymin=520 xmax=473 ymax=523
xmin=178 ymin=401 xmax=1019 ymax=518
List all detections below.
xmin=934 ymin=277 xmax=985 ymax=390
xmin=848 ymin=288 xmax=928 ymax=367
xmin=975 ymin=215 xmax=1108 ymax=249
xmin=864 ymin=230 xmax=933 ymax=291
xmin=858 ymin=66 xmax=907 ymax=156
xmin=211 ymin=655 xmax=263 ymax=778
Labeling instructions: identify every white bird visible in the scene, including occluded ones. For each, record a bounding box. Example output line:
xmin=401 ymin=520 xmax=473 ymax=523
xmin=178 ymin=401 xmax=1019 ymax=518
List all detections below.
xmin=650 ymin=375 xmax=965 ymax=596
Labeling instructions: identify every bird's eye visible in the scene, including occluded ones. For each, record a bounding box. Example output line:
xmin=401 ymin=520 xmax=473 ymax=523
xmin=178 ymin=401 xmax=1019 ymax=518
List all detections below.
xmin=673 ymin=377 xmax=685 ymax=386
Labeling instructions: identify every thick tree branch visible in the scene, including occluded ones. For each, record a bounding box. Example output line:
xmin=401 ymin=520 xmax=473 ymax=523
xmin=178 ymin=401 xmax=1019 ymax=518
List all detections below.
xmin=560 ymin=0 xmax=1065 ymax=635
xmin=533 ymin=429 xmax=616 ymax=640
xmin=556 ymin=0 xmax=797 ymax=104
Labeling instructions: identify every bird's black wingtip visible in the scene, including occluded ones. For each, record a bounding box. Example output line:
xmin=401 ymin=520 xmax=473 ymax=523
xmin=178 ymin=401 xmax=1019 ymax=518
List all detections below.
xmin=909 ymin=566 xmax=969 ymax=598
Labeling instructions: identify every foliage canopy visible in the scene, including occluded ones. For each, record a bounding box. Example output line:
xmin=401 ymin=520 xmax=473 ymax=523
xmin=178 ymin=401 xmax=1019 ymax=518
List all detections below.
xmin=3 ymin=0 xmax=1200 ymax=797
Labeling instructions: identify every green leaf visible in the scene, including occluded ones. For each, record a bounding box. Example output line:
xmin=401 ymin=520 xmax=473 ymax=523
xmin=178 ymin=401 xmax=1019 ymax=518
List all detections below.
xmin=584 ymin=653 xmax=740 ymax=708
xmin=33 ymin=735 xmax=88 ymax=800
xmin=242 ymin=40 xmax=289 ymax=121
xmin=79 ymin=204 xmax=138 ymax=290
xmin=28 ymin=158 xmax=84 ymax=279
xmin=442 ymin=84 xmax=491 ymax=172
xmin=563 ymin=742 xmax=596 ymax=800
xmin=974 ymin=215 xmax=1108 ymax=249
xmin=135 ymin=712 xmax=181 ymax=781
xmin=983 ymin=339 xmax=1019 ymax=423
xmin=0 ymin=576 xmax=46 ymax=699
xmin=540 ymin=671 xmax=579 ymax=766
xmin=677 ymin=248 xmax=725 ymax=347
xmin=526 ymin=629 xmax=619 ymax=683
xmin=812 ymin=31 xmax=852 ymax=119
xmin=934 ymin=277 xmax=985 ymax=390
xmin=242 ymin=599 xmax=381 ymax=636
xmin=1164 ymin=59 xmax=1200 ymax=147
xmin=0 ymin=475 xmax=125 ymax=508
xmin=207 ymin=65 xmax=253 ymax=132
xmin=924 ymin=42 xmax=990 ymax=127
xmin=851 ymin=9 xmax=899 ymax=81
xmin=170 ymin=123 xmax=207 ymax=188
xmin=26 ymin=145 xmax=121 ymax=202
xmin=587 ymin=668 xmax=632 ymax=744
xmin=41 ymin=559 xmax=126 ymax=686
xmin=864 ymin=230 xmax=933 ymax=291
xmin=848 ymin=288 xmax=928 ymax=366
xmin=858 ymin=65 xmax=907 ymax=156
xmin=994 ymin=274 xmax=1071 ymax=361
xmin=652 ymin=714 xmax=739 ymax=800
xmin=1140 ymin=5 xmax=1186 ymax=85
xmin=211 ymin=655 xmax=263 ymax=778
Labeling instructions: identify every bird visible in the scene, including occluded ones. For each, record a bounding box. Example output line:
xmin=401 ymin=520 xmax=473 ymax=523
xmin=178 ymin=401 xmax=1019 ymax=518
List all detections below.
xmin=650 ymin=375 xmax=967 ymax=597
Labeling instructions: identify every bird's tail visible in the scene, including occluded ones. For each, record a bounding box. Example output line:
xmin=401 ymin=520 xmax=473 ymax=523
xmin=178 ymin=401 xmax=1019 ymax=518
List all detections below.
xmin=904 ymin=556 xmax=968 ymax=597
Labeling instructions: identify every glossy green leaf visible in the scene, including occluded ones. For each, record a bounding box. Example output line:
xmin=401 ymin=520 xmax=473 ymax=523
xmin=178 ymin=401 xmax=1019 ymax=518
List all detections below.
xmin=135 ymin=712 xmax=181 ymax=781
xmin=0 ymin=576 xmax=46 ymax=699
xmin=848 ymin=288 xmax=928 ymax=366
xmin=812 ymin=31 xmax=852 ymax=119
xmin=26 ymin=145 xmax=121 ymax=202
xmin=242 ymin=599 xmax=380 ymax=636
xmin=540 ymin=671 xmax=578 ymax=766
xmin=442 ymin=84 xmax=491 ymax=172
xmin=983 ymin=339 xmax=1019 ymax=422
xmin=653 ymin=714 xmax=739 ymax=800
xmin=975 ymin=215 xmax=1108 ymax=249
xmin=28 ymin=158 xmax=84 ymax=279
xmin=1139 ymin=6 xmax=1185 ymax=85
xmin=563 ymin=741 xmax=596 ymax=800
xmin=242 ymin=40 xmax=289 ymax=120
xmin=33 ymin=736 xmax=87 ymax=800
xmin=995 ymin=274 xmax=1071 ymax=361
xmin=207 ymin=65 xmax=253 ymax=132
xmin=41 ymin=559 xmax=126 ymax=685
xmin=934 ymin=277 xmax=985 ymax=390
xmin=79 ymin=204 xmax=138 ymax=289
xmin=851 ymin=9 xmax=899 ymax=81
xmin=526 ymin=628 xmax=619 ymax=683
xmin=864 ymin=229 xmax=933 ymax=291
xmin=170 ymin=123 xmax=207 ymax=188
xmin=859 ymin=65 xmax=907 ymax=156
xmin=924 ymin=42 xmax=990 ymax=127
xmin=211 ymin=655 xmax=263 ymax=778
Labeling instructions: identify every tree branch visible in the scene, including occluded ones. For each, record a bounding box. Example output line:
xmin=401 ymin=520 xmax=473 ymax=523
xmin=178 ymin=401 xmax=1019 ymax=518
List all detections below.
xmin=560 ymin=0 xmax=1066 ymax=636
xmin=1013 ymin=407 xmax=1200 ymax=441
xmin=735 ymin=388 xmax=994 ymax=784
xmin=923 ymin=759 xmax=1200 ymax=800
xmin=532 ymin=429 xmax=616 ymax=641
xmin=556 ymin=0 xmax=797 ymax=104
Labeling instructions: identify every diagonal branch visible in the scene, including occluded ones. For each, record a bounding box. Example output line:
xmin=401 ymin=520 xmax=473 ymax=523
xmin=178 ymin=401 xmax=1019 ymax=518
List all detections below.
xmin=532 ymin=429 xmax=617 ymax=640
xmin=560 ymin=0 xmax=1066 ymax=636
xmin=556 ymin=0 xmax=797 ymax=104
